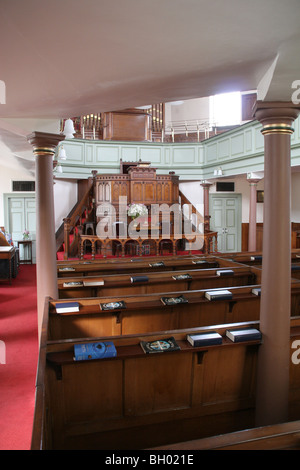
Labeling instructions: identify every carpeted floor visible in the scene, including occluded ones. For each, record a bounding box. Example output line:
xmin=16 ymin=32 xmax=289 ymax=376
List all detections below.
xmin=0 ymin=264 xmax=38 ymax=450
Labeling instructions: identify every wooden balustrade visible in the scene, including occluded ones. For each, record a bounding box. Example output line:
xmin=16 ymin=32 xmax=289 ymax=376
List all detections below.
xmin=62 ymin=176 xmax=95 ymax=260
xmin=78 ymin=232 xmax=215 ymax=260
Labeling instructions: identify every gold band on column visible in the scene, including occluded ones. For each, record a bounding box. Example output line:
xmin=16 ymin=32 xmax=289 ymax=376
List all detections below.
xmin=261 ymin=123 xmax=294 ymax=135
xmin=32 ymin=147 xmax=56 ymax=156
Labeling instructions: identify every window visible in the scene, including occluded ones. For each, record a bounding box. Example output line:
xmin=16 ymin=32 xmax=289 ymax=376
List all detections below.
xmin=12 ymin=181 xmax=35 ymax=192
xmin=209 ymin=92 xmax=241 ymax=127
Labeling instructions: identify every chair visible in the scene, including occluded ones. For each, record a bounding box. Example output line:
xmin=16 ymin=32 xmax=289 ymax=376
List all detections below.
xmin=84 ymin=222 xmax=95 ymax=235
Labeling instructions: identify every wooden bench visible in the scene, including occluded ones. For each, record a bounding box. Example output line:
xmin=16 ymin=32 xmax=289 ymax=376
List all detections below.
xmin=49 ymin=285 xmax=264 ymax=340
xmin=57 ymin=265 xmax=258 ymax=299
xmin=57 ymin=254 xmax=221 ymax=277
xmin=152 ymin=419 xmax=300 ymax=450
xmin=31 ymin=315 xmax=300 ymax=450
xmin=50 ymin=280 xmax=300 ymax=340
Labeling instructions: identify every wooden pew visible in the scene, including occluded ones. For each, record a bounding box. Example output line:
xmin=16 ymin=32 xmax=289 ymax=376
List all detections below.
xmin=48 ymin=285 xmax=263 ymax=340
xmin=57 ymin=265 xmax=259 ymax=299
xmin=32 ymin=317 xmax=260 ymax=450
xmin=57 ymin=255 xmax=221 ymax=277
xmin=31 ymin=315 xmax=300 ymax=450
xmin=152 ymin=420 xmax=300 ymax=450
xmin=50 ymin=280 xmax=300 ymax=341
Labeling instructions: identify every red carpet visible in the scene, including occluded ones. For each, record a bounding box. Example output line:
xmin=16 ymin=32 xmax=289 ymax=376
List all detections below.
xmin=0 ymin=264 xmax=38 ymax=450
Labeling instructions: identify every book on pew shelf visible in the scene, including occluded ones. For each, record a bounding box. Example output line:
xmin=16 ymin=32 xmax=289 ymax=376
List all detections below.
xmin=291 ymin=265 xmax=300 ymax=271
xmin=74 ymin=341 xmax=117 ymax=361
xmin=130 ymin=275 xmax=149 ymax=283
xmin=216 ymin=269 xmax=234 ymax=276
xmin=83 ymin=279 xmax=104 ymax=286
xmin=172 ymin=273 xmax=192 ymax=280
xmin=250 ymin=255 xmax=262 ymax=261
xmin=100 ymin=300 xmax=126 ymax=311
xmin=149 ymin=261 xmax=165 ymax=268
xmin=55 ymin=302 xmax=80 ymax=313
xmin=205 ymin=289 xmax=233 ymax=301
xmin=252 ymin=287 xmax=261 ymax=296
xmin=58 ymin=266 xmax=75 ymax=272
xmin=140 ymin=336 xmax=180 ymax=354
xmin=192 ymin=260 xmax=208 ymax=265
xmin=187 ymin=332 xmax=222 ymax=347
xmin=63 ymin=281 xmax=84 ymax=288
xmin=161 ymin=295 xmax=188 ymax=306
xmin=226 ymin=328 xmax=262 ymax=343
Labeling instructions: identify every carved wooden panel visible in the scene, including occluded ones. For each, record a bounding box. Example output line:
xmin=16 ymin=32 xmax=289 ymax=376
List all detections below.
xmin=95 ymin=168 xmax=180 ymax=208
xmin=103 ymin=109 xmax=152 ymax=142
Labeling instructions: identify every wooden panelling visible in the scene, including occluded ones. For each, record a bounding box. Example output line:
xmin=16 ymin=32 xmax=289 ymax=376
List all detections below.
xmin=103 ymin=109 xmax=151 ymax=142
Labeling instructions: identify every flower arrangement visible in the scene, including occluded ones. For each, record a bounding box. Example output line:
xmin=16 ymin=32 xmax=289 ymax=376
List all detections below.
xmin=127 ymin=203 xmax=148 ymax=219
xmin=23 ymin=229 xmax=30 ymax=240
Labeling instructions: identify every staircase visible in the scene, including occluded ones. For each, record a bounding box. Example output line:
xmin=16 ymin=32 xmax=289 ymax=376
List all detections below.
xmin=179 ymin=190 xmax=218 ymax=253
xmin=56 ymin=176 xmax=95 ymax=260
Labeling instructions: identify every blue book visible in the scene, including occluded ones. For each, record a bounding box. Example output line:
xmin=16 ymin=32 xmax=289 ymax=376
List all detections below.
xmin=55 ymin=301 xmax=79 ymax=313
xmin=74 ymin=341 xmax=117 ymax=361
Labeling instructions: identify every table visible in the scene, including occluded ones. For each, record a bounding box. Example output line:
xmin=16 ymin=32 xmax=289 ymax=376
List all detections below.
xmin=17 ymin=240 xmax=33 ymax=264
xmin=0 ymin=246 xmax=16 ymax=284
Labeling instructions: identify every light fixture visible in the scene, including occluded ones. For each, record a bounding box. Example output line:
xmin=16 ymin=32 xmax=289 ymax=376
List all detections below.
xmin=214 ymin=167 xmax=223 ymax=176
xmin=63 ymin=118 xmax=75 ymax=139
xmin=58 ymin=145 xmax=67 ymax=160
xmin=56 ymin=165 xmax=63 ymax=174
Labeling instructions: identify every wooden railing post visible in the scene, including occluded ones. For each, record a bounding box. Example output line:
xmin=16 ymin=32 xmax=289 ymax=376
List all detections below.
xmin=63 ymin=217 xmax=71 ymax=260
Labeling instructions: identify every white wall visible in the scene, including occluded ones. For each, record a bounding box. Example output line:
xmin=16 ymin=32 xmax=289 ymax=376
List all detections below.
xmin=53 ymin=179 xmax=78 ymax=231
xmin=179 ymin=175 xmax=265 ymax=226
xmin=0 ymin=161 xmax=34 ymax=227
xmin=165 ymin=97 xmax=210 ymax=132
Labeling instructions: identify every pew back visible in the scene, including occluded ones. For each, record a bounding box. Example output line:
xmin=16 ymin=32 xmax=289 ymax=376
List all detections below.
xmin=49 ymin=286 xmax=262 ymax=340
xmin=32 ymin=313 xmax=300 ymax=450
xmin=57 ymin=265 xmax=258 ymax=299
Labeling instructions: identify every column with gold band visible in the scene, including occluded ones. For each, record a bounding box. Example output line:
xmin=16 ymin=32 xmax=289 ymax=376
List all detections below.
xmin=27 ymin=132 xmax=65 ymax=340
xmin=261 ymin=123 xmax=294 ymax=135
xmin=253 ymin=102 xmax=300 ymax=427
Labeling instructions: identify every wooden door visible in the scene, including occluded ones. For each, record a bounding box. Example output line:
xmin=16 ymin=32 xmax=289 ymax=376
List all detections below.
xmin=210 ymin=194 xmax=241 ymax=252
xmin=8 ymin=196 xmax=36 ymax=262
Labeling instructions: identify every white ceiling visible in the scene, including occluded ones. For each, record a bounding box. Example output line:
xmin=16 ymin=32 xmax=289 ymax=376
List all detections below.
xmin=0 ymin=0 xmax=300 ymax=166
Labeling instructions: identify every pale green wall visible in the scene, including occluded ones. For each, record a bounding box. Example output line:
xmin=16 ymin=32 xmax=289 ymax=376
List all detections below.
xmin=56 ymin=115 xmax=300 ymax=181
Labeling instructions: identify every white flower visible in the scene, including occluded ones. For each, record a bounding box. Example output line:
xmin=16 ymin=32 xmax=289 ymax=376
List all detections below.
xmin=127 ymin=203 xmax=148 ymax=218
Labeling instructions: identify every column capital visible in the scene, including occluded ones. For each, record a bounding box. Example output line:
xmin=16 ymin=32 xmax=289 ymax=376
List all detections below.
xmin=253 ymin=101 xmax=300 ymax=135
xmin=27 ymin=131 xmax=65 ymax=156
xmin=200 ymin=181 xmax=212 ymax=188
xmin=247 ymin=178 xmax=260 ymax=185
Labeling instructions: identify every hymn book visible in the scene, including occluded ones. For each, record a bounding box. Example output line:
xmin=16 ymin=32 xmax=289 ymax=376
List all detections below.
xmin=226 ymin=328 xmax=262 ymax=343
xmin=83 ymin=279 xmax=104 ymax=286
xmin=205 ymin=289 xmax=232 ymax=301
xmin=161 ymin=295 xmax=188 ymax=306
xmin=140 ymin=337 xmax=180 ymax=354
xmin=187 ymin=332 xmax=222 ymax=347
xmin=74 ymin=341 xmax=117 ymax=361
xmin=216 ymin=269 xmax=234 ymax=276
xmin=55 ymin=302 xmax=80 ymax=313
xmin=130 ymin=275 xmax=149 ymax=283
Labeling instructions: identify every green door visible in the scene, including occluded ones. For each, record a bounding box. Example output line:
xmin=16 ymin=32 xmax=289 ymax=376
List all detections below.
xmin=210 ymin=194 xmax=241 ymax=253
xmin=7 ymin=196 xmax=36 ymax=263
